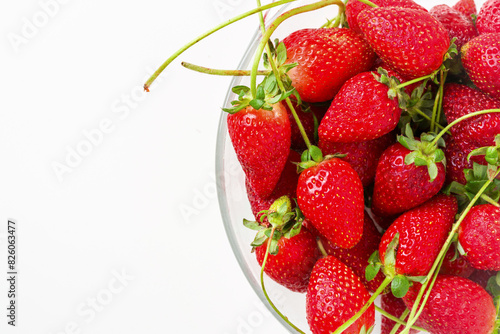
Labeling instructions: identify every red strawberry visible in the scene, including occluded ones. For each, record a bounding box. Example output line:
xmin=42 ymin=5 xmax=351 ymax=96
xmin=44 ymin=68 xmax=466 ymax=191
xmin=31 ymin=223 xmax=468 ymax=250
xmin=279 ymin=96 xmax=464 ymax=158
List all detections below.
xmin=469 ymin=268 xmax=497 ymax=289
xmin=283 ymin=28 xmax=376 ymax=103
xmin=453 ymin=0 xmax=477 ymax=20
xmin=227 ymin=103 xmax=291 ymax=199
xmin=319 ymin=131 xmax=395 ymax=187
xmin=346 ymin=0 xmax=427 ymax=35
xmin=358 ymin=7 xmax=450 ymax=79
xmin=439 ymin=243 xmax=475 ymax=277
xmin=255 ymin=226 xmax=320 ymax=293
xmin=246 ymin=151 xmax=301 ymax=224
xmin=379 ymin=194 xmax=457 ymax=276
xmin=306 ymin=256 xmax=375 ymax=334
xmin=430 ymin=4 xmax=478 ymax=50
xmin=444 ymin=135 xmax=488 ymax=185
xmin=371 ymin=142 xmax=446 ymax=217
xmin=318 ymin=71 xmax=401 ymax=143
xmin=320 ymin=213 xmax=385 ymax=292
xmin=476 ymin=0 xmax=500 ymax=34
xmin=297 ymin=158 xmax=364 ymax=249
xmin=459 ymin=203 xmax=500 ymax=270
xmin=442 ymin=83 xmax=500 ymax=152
xmin=380 ymin=293 xmax=417 ymax=334
xmin=461 ymin=33 xmax=500 ymax=99
xmin=403 ymin=275 xmax=497 ymax=334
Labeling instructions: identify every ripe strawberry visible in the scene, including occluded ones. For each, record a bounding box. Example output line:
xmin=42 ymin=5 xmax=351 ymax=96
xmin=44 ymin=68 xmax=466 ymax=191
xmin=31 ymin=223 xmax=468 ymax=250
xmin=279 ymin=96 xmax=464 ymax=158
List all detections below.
xmin=442 ymin=83 xmax=500 ymax=152
xmin=346 ymin=0 xmax=427 ymax=35
xmin=459 ymin=204 xmax=500 ymax=270
xmin=476 ymin=0 xmax=500 ymax=34
xmin=318 ymin=72 xmax=401 ymax=143
xmin=283 ymin=28 xmax=376 ymax=103
xmin=439 ymin=243 xmax=475 ymax=277
xmin=453 ymin=0 xmax=477 ymax=20
xmin=246 ymin=151 xmax=301 ymax=224
xmin=255 ymin=226 xmax=320 ymax=293
xmin=371 ymin=142 xmax=446 ymax=217
xmin=320 ymin=213 xmax=385 ymax=292
xmin=319 ymin=131 xmax=395 ymax=187
xmin=381 ymin=293 xmax=417 ymax=334
xmin=227 ymin=103 xmax=291 ymax=199
xmin=358 ymin=7 xmax=450 ymax=79
xmin=430 ymin=4 xmax=478 ymax=50
xmin=297 ymin=158 xmax=364 ymax=249
xmin=306 ymin=256 xmax=375 ymax=334
xmin=403 ymin=275 xmax=497 ymax=334
xmin=461 ymin=33 xmax=500 ymax=99
xmin=379 ymin=194 xmax=457 ymax=276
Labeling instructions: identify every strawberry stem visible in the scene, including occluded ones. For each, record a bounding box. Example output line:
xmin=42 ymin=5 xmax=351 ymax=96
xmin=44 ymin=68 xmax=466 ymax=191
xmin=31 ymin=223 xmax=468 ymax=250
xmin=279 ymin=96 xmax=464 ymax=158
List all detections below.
xmin=354 ymin=0 xmax=379 ymax=7
xmin=249 ymin=0 xmax=346 ymax=98
xmin=388 ymin=309 xmax=410 ymax=334
xmin=375 ymin=307 xmax=427 ymax=333
xmin=332 ymin=276 xmax=392 ymax=334
xmin=430 ymin=109 xmax=500 ymax=147
xmin=143 ymin=0 xmax=298 ymax=91
xmin=394 ymin=71 xmax=438 ymax=91
xmin=181 ymin=62 xmax=270 ymax=76
xmin=316 ymin=238 xmax=328 ymax=257
xmin=259 ymin=227 xmax=307 ymax=334
xmin=401 ymin=168 xmax=500 ymax=334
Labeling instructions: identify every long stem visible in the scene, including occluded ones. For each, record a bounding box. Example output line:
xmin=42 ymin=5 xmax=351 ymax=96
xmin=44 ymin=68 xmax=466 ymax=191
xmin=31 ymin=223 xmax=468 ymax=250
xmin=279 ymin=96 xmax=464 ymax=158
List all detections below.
xmin=260 ymin=228 xmax=306 ymax=334
xmin=250 ymin=0 xmax=345 ymax=97
xmin=388 ymin=309 xmax=410 ymax=334
xmin=434 ymin=71 xmax=447 ymax=132
xmin=332 ymin=276 xmax=392 ymax=334
xmin=401 ymin=168 xmax=500 ymax=333
xmin=375 ymin=307 xmax=427 ymax=333
xmin=143 ymin=0 xmax=298 ymax=91
xmin=181 ymin=62 xmax=270 ymax=76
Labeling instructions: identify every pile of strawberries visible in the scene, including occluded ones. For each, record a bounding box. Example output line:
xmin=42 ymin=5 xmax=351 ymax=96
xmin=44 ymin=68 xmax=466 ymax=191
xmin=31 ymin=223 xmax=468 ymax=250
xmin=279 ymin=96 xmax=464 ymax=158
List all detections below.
xmin=228 ymin=0 xmax=500 ymax=333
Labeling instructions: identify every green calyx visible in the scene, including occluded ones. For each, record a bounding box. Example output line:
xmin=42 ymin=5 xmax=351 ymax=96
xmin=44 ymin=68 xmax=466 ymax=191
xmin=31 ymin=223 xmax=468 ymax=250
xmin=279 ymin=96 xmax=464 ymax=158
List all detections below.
xmin=243 ymin=196 xmax=304 ymax=255
xmin=296 ymin=145 xmax=342 ymax=173
xmin=398 ymin=124 xmax=445 ymax=181
xmin=223 ymin=40 xmax=299 ymax=114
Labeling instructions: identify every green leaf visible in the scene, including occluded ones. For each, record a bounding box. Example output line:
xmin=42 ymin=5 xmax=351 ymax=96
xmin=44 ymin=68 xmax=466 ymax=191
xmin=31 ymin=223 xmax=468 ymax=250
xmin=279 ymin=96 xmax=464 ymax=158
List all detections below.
xmin=414 ymin=156 xmax=428 ymax=167
xmin=249 ymin=99 xmax=265 ymax=111
xmin=243 ymin=219 xmax=263 ymax=231
xmin=269 ymin=238 xmax=280 ymax=255
xmin=232 ymin=85 xmax=250 ymax=95
xmin=487 ymin=275 xmax=500 ymax=298
xmin=309 ymin=145 xmax=324 ymax=163
xmin=457 ymin=240 xmax=466 ymax=256
xmin=486 ymin=147 xmax=500 ymax=165
xmin=468 ymin=147 xmax=489 ymax=162
xmin=365 ymin=263 xmax=381 ymax=282
xmin=435 ymin=149 xmax=445 ymax=163
xmin=407 ymin=276 xmax=427 ymax=283
xmin=385 ymin=233 xmax=399 ymax=268
xmin=301 ymin=149 xmax=311 ymax=162
xmin=391 ymin=275 xmax=410 ymax=298
xmin=251 ymin=229 xmax=269 ymax=247
xmin=276 ymin=42 xmax=287 ymax=66
xmin=285 ymin=221 xmax=302 ymax=239
xmin=404 ymin=151 xmax=418 ymax=165
xmin=428 ymin=162 xmax=438 ymax=181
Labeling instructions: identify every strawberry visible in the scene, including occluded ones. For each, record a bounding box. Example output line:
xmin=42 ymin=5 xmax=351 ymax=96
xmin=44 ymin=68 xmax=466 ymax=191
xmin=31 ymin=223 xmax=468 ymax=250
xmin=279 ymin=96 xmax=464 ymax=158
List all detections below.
xmin=255 ymin=226 xmax=320 ymax=293
xmin=320 ymin=213 xmax=385 ymax=292
xmin=476 ymin=0 xmax=500 ymax=34
xmin=453 ymin=0 xmax=477 ymax=20
xmin=380 ymin=293 xmax=417 ymax=334
xmin=442 ymin=83 xmax=500 ymax=152
xmin=306 ymin=256 xmax=375 ymax=334
xmin=430 ymin=4 xmax=478 ymax=50
xmin=357 ymin=7 xmax=450 ymax=79
xmin=346 ymin=0 xmax=427 ymax=35
xmin=469 ymin=269 xmax=497 ymax=290
xmin=319 ymin=131 xmax=395 ymax=187
xmin=371 ymin=141 xmax=446 ymax=217
xmin=318 ymin=71 xmax=401 ymax=143
xmin=461 ymin=33 xmax=500 ymax=100
xmin=246 ymin=151 xmax=301 ymax=224
xmin=403 ymin=275 xmax=497 ymax=334
xmin=379 ymin=194 xmax=457 ymax=277
xmin=459 ymin=203 xmax=500 ymax=270
xmin=283 ymin=28 xmax=376 ymax=103
xmin=439 ymin=243 xmax=475 ymax=277
xmin=444 ymin=135 xmax=488 ymax=185
xmin=227 ymin=103 xmax=291 ymax=199
xmin=297 ymin=158 xmax=364 ymax=249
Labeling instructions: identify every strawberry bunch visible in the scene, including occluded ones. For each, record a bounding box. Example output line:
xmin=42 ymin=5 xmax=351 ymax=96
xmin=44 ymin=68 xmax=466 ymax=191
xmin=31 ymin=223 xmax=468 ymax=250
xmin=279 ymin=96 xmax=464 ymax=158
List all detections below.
xmin=146 ymin=0 xmax=500 ymax=332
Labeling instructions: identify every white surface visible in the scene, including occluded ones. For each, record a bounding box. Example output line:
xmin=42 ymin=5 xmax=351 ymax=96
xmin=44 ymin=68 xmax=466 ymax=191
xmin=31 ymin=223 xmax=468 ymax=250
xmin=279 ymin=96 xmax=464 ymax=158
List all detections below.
xmin=0 ymin=0 xmax=487 ymax=333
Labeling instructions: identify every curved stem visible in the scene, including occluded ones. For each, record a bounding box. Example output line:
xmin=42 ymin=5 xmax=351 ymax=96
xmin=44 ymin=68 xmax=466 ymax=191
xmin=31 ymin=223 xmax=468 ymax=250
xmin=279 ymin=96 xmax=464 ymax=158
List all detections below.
xmin=250 ymin=0 xmax=345 ymax=97
xmin=143 ymin=0 xmax=298 ymax=91
xmin=181 ymin=62 xmax=270 ymax=76
xmin=260 ymin=228 xmax=306 ymax=334
xmin=430 ymin=109 xmax=500 ymax=147
xmin=395 ymin=71 xmax=437 ymax=91
xmin=316 ymin=238 xmax=328 ymax=257
xmin=332 ymin=276 xmax=392 ymax=334
xmin=354 ymin=0 xmax=379 ymax=7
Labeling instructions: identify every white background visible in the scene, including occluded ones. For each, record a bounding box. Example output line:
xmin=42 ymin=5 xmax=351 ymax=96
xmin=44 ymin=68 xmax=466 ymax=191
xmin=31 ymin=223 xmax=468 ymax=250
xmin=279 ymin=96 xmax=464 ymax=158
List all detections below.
xmin=0 ymin=0 xmax=486 ymax=333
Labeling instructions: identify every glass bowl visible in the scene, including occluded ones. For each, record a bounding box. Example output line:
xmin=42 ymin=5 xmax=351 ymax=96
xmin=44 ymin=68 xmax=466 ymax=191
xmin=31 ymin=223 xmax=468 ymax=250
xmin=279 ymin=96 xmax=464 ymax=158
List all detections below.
xmin=215 ymin=0 xmax=482 ymax=332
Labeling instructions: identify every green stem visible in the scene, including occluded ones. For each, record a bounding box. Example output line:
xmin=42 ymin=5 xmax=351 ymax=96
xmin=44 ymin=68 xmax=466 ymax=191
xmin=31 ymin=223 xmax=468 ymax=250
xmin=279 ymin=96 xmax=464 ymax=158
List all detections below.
xmin=388 ymin=309 xmax=409 ymax=334
xmin=316 ymin=238 xmax=328 ymax=257
xmin=332 ymin=276 xmax=392 ymax=334
xmin=429 ymin=71 xmax=444 ymax=133
xmin=181 ymin=62 xmax=270 ymax=76
xmin=260 ymin=228 xmax=306 ymax=334
xmin=434 ymin=71 xmax=447 ymax=132
xmin=430 ymin=109 xmax=500 ymax=147
xmin=376 ymin=307 xmax=427 ymax=333
xmin=250 ymin=0 xmax=345 ymax=97
xmin=143 ymin=0 xmax=298 ymax=91
xmin=354 ymin=0 xmax=379 ymax=7
xmin=401 ymin=168 xmax=500 ymax=334
xmin=395 ymin=71 xmax=438 ymax=91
